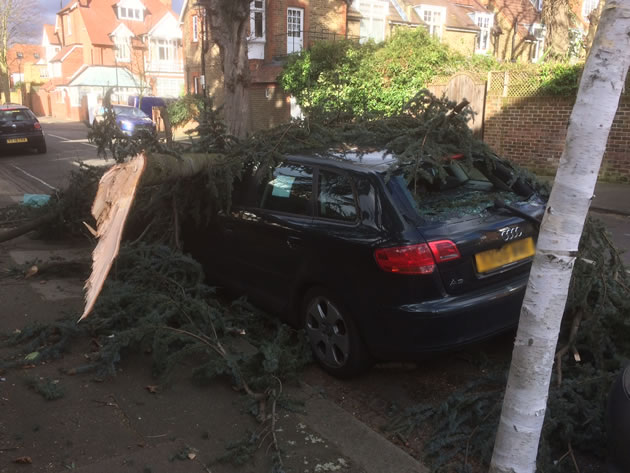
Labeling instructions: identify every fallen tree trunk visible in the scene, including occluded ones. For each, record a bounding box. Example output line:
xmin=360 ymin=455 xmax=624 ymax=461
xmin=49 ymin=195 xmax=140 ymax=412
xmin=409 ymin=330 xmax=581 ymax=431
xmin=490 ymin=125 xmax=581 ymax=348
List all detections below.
xmin=0 ymin=212 xmax=58 ymax=243
xmin=80 ymin=151 xmax=221 ymax=321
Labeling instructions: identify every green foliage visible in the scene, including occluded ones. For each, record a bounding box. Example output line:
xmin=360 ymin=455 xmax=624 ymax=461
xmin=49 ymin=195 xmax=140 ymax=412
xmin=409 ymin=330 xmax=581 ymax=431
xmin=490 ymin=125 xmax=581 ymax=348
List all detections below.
xmin=280 ymin=29 xmax=496 ymax=118
xmin=536 ymin=62 xmax=582 ymax=95
xmin=166 ymin=94 xmax=204 ymax=128
xmin=25 ymin=376 xmax=65 ymax=400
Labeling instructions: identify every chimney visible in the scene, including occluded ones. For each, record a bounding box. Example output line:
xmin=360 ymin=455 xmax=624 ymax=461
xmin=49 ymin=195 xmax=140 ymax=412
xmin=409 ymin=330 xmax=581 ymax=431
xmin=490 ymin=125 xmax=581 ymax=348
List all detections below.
xmin=158 ymin=0 xmax=172 ymax=9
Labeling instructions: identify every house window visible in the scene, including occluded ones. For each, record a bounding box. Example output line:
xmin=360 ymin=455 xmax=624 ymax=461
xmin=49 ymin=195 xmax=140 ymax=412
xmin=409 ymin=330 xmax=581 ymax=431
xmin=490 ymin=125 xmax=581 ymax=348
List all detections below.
xmin=529 ymin=23 xmax=546 ymax=62
xmin=474 ymin=13 xmax=494 ymax=53
xmin=67 ymin=15 xmax=72 ymax=35
xmin=353 ymin=0 xmax=388 ymax=43
xmin=115 ymin=37 xmax=131 ymax=62
xmin=250 ymin=0 xmax=265 ymax=39
xmin=157 ymin=39 xmax=177 ymax=61
xmin=529 ymin=0 xmax=543 ymax=11
xmin=582 ymin=0 xmax=599 ymax=19
xmin=287 ymin=7 xmax=304 ymax=53
xmin=119 ymin=6 xmax=143 ymax=21
xmin=192 ymin=15 xmax=199 ymax=42
xmin=417 ymin=5 xmax=446 ymax=38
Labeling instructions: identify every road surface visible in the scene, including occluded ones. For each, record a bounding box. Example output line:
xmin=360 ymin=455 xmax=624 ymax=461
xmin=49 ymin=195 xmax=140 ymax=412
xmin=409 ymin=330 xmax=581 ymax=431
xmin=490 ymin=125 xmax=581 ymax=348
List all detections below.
xmin=0 ymin=118 xmax=110 ymax=207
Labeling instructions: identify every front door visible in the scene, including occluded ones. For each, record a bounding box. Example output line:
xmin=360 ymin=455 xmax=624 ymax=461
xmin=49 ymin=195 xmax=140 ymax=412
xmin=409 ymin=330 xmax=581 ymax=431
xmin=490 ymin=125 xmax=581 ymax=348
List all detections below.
xmin=287 ymin=8 xmax=304 ymax=54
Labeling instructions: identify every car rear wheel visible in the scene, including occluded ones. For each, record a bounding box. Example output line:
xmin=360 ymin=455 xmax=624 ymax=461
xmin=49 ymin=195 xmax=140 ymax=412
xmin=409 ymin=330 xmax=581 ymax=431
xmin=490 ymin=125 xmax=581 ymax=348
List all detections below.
xmin=303 ymin=288 xmax=372 ymax=378
xmin=37 ymin=141 xmax=46 ymax=154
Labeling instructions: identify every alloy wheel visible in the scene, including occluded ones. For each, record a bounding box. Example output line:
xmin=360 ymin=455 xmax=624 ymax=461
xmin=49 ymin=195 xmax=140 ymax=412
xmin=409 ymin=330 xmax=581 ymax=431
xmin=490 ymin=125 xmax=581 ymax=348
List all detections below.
xmin=305 ymin=296 xmax=350 ymax=368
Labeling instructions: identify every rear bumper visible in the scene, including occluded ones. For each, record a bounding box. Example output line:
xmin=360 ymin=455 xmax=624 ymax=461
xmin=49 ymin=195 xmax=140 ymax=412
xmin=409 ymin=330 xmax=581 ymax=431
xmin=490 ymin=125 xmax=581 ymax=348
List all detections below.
xmin=363 ymin=275 xmax=527 ymax=359
xmin=0 ymin=133 xmax=45 ymax=148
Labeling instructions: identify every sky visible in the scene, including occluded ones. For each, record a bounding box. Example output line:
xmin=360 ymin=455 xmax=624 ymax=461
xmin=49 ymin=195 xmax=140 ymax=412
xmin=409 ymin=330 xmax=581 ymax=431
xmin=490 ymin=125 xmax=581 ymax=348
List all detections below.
xmin=34 ymin=0 xmax=185 ymax=42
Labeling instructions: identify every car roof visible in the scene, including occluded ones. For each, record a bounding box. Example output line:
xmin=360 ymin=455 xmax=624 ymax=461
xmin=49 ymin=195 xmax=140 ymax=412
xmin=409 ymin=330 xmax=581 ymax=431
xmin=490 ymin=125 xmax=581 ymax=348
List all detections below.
xmin=287 ymin=150 xmax=397 ymax=173
xmin=0 ymin=104 xmax=29 ymax=111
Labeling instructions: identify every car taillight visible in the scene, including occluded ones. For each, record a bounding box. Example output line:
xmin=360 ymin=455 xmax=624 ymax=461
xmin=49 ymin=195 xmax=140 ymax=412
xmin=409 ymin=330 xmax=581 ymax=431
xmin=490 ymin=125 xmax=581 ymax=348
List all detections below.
xmin=374 ymin=244 xmax=436 ymax=274
xmin=428 ymin=240 xmax=461 ymax=262
xmin=33 ymin=122 xmax=41 ymax=130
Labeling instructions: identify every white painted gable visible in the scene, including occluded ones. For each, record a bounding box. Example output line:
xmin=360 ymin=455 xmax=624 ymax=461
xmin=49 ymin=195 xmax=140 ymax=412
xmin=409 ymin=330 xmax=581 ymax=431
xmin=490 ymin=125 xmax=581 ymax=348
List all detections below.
xmin=148 ymin=13 xmax=182 ymax=40
xmin=111 ymin=23 xmax=135 ymax=38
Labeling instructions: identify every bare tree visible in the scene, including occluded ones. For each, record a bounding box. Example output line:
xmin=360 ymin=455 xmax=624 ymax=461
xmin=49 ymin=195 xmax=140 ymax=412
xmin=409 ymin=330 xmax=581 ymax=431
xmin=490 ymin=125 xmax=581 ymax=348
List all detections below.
xmin=0 ymin=0 xmax=40 ymax=103
xmin=489 ymin=0 xmax=630 ymax=471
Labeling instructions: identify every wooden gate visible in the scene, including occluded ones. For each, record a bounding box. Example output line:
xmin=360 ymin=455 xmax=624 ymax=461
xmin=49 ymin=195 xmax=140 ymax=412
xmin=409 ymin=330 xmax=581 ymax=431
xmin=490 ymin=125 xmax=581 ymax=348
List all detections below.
xmin=429 ymin=72 xmax=487 ymax=137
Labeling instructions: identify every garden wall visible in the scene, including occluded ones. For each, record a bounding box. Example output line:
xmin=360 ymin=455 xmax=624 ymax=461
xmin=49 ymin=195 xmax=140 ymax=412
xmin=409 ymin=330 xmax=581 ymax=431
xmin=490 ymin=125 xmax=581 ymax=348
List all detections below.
xmin=481 ymin=71 xmax=630 ymax=181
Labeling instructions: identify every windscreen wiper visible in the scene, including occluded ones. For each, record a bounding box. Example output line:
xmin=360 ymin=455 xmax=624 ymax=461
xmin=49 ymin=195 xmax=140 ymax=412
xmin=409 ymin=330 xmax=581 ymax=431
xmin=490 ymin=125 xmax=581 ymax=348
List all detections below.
xmin=494 ymin=199 xmax=542 ymax=229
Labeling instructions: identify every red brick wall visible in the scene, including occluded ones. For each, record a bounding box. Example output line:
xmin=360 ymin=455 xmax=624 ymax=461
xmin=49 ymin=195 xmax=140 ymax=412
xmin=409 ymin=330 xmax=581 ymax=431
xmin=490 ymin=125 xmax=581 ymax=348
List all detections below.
xmin=484 ymin=94 xmax=630 ymax=182
xmin=249 ymin=84 xmax=291 ymax=131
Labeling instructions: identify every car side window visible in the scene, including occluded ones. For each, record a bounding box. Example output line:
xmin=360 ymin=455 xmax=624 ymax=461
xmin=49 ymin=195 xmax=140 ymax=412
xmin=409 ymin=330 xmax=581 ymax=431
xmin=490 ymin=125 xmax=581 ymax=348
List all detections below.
xmin=259 ymin=163 xmax=313 ymax=216
xmin=317 ymin=170 xmax=358 ymax=222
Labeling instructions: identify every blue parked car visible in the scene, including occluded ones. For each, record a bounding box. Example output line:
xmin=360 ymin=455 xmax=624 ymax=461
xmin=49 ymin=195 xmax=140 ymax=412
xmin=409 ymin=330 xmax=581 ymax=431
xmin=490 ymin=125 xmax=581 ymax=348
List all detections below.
xmin=93 ymin=104 xmax=156 ymax=136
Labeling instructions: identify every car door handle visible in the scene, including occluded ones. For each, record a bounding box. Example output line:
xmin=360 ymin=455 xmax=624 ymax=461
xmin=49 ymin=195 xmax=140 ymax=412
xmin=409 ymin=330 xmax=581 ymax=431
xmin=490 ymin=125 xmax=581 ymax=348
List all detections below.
xmin=286 ymin=236 xmax=303 ymax=249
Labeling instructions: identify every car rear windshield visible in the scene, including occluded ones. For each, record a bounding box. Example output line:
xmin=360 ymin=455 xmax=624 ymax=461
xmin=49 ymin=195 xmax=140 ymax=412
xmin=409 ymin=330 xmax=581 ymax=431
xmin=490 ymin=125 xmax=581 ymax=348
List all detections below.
xmin=0 ymin=109 xmax=34 ymax=121
xmin=113 ymin=106 xmax=148 ymax=118
xmin=389 ymin=160 xmax=530 ymax=222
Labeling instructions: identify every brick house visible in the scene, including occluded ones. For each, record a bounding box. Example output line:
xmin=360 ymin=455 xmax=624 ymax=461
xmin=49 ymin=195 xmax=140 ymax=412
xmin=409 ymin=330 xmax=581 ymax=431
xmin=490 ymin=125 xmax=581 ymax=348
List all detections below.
xmin=180 ymin=0 xmax=349 ymax=131
xmin=37 ymin=0 xmax=184 ymax=120
xmin=7 ymin=45 xmax=47 ymax=88
xmin=347 ymin=0 xmax=493 ymax=57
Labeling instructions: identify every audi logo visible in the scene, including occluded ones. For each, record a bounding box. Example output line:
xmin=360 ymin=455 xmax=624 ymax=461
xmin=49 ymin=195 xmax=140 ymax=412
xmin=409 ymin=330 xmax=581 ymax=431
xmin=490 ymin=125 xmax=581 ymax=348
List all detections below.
xmin=498 ymin=226 xmax=523 ymax=242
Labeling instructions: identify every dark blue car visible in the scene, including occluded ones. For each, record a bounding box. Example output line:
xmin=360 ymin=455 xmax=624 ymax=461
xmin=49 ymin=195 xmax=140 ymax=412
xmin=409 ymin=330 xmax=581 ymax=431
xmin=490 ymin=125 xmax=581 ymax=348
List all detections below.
xmin=183 ymin=151 xmax=545 ymax=377
xmin=94 ymin=105 xmax=156 ymax=136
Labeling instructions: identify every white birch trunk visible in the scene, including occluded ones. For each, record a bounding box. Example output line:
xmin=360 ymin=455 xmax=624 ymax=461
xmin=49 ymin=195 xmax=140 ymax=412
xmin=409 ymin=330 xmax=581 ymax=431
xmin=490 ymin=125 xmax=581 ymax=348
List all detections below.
xmin=489 ymin=0 xmax=630 ymax=471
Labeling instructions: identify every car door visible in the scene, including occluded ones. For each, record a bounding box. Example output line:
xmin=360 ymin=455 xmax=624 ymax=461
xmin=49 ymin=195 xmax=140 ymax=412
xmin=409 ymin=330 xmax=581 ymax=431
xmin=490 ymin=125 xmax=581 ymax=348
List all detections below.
xmin=219 ymin=162 xmax=314 ymax=313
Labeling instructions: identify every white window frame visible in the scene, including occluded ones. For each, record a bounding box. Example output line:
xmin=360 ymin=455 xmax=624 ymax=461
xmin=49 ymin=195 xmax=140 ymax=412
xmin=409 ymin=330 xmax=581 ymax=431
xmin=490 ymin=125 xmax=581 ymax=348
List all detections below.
xmin=473 ymin=12 xmax=494 ymax=54
xmin=582 ymin=0 xmax=599 ymax=19
xmin=528 ymin=23 xmax=546 ymax=62
xmin=529 ymin=0 xmax=543 ymax=11
xmin=416 ymin=5 xmax=446 ymax=39
xmin=192 ymin=15 xmax=199 ymax=42
xmin=353 ymin=0 xmax=389 ymax=43
xmin=287 ymin=7 xmax=304 ymax=54
xmin=154 ymin=38 xmax=178 ymax=62
xmin=67 ymin=14 xmax=72 ymax=35
xmin=117 ymin=0 xmax=144 ymax=22
xmin=250 ymin=0 xmax=265 ymax=40
xmin=114 ymin=36 xmax=132 ymax=62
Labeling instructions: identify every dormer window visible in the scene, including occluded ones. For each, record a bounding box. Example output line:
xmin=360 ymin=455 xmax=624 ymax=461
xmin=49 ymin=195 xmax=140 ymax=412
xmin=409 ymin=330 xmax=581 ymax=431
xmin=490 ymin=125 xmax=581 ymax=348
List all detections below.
xmin=119 ymin=6 xmax=142 ymax=20
xmin=472 ymin=12 xmax=494 ymax=53
xmin=117 ymin=0 xmax=145 ymax=21
xmin=416 ymin=5 xmax=446 ymax=39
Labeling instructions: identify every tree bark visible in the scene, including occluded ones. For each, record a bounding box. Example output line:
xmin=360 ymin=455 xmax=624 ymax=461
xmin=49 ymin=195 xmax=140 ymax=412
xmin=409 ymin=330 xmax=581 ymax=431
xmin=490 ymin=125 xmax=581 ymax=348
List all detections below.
xmin=202 ymin=0 xmax=251 ymax=138
xmin=585 ymin=0 xmax=605 ymax=55
xmin=542 ymin=0 xmax=571 ymax=57
xmin=489 ymin=1 xmax=630 ymax=471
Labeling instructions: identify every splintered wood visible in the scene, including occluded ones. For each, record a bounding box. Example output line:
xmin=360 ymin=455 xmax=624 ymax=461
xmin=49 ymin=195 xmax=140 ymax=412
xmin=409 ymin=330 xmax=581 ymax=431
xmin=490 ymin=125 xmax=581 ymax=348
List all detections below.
xmin=80 ymin=153 xmax=147 ymax=321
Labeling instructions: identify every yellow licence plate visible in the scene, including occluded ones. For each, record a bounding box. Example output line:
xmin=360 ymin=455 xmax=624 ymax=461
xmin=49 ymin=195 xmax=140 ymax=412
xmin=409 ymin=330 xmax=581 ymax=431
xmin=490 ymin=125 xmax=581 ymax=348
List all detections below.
xmin=475 ymin=237 xmax=535 ymax=273
xmin=7 ymin=138 xmax=27 ymax=144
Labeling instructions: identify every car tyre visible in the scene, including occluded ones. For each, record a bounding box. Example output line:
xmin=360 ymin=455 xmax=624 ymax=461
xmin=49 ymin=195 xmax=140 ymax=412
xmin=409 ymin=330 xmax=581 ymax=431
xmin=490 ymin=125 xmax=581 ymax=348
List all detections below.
xmin=303 ymin=287 xmax=372 ymax=378
xmin=37 ymin=141 xmax=47 ymax=154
